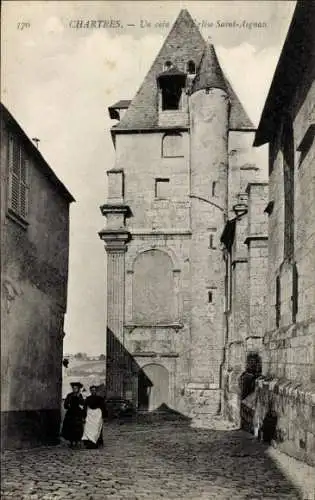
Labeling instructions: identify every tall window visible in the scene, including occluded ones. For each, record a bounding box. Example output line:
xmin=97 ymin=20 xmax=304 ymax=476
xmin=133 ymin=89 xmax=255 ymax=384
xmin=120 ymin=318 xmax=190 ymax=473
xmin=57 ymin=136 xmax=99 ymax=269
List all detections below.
xmin=162 ymin=133 xmax=183 ymax=157
xmin=292 ymin=262 xmax=298 ymax=323
xmin=276 ymin=275 xmax=281 ymax=328
xmin=282 ymin=117 xmax=295 ymax=261
xmin=8 ymin=135 xmax=29 ymax=220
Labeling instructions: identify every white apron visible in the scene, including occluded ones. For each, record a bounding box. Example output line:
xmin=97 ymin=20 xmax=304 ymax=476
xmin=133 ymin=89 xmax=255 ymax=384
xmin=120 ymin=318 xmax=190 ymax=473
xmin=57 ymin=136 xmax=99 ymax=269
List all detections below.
xmin=82 ymin=408 xmax=103 ymax=444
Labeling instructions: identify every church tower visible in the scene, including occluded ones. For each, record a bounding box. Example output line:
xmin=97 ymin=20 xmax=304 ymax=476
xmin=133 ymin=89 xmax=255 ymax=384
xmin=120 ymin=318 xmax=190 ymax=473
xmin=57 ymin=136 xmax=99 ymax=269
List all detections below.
xmin=100 ymin=10 xmax=255 ymax=421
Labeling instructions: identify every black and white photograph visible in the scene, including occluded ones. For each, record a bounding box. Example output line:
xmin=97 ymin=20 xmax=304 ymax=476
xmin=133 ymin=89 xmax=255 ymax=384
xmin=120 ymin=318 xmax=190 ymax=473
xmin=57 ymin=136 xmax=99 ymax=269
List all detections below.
xmin=1 ymin=1 xmax=315 ymax=498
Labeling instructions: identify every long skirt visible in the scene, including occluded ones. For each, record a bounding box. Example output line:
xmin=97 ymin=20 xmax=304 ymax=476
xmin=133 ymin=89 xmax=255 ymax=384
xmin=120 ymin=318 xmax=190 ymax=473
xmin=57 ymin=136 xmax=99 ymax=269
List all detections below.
xmin=61 ymin=410 xmax=84 ymax=443
xmin=82 ymin=408 xmax=103 ymax=448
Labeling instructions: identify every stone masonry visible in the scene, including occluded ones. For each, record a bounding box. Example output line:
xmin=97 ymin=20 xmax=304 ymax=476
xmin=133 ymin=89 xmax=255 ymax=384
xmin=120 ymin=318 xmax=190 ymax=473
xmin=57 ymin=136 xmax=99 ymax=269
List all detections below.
xmin=253 ymin=2 xmax=315 ymax=465
xmin=99 ymin=10 xmax=265 ymax=423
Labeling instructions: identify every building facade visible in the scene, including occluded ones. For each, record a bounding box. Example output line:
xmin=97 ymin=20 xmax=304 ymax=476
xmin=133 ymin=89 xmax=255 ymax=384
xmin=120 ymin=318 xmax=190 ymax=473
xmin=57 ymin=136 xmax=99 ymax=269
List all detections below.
xmin=222 ymin=2 xmax=315 ymax=465
xmin=100 ymin=10 xmax=266 ymax=422
xmin=252 ymin=2 xmax=315 ymax=465
xmin=221 ymin=181 xmax=269 ymax=426
xmin=1 ymin=104 xmax=74 ymax=448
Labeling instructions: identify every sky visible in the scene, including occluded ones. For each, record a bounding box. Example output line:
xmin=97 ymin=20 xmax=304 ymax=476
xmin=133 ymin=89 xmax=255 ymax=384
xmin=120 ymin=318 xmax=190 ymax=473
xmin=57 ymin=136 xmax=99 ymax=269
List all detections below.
xmin=1 ymin=0 xmax=296 ymax=355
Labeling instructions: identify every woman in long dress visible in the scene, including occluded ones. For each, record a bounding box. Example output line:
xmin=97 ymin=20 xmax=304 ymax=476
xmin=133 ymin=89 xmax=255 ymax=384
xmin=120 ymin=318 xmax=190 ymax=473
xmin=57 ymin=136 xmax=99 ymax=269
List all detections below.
xmin=61 ymin=382 xmax=85 ymax=447
xmin=82 ymin=386 xmax=105 ymax=449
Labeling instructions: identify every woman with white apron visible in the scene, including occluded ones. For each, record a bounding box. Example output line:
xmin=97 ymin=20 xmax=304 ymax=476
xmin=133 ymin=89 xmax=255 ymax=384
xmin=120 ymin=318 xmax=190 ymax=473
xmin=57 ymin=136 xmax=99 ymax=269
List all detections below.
xmin=82 ymin=386 xmax=104 ymax=449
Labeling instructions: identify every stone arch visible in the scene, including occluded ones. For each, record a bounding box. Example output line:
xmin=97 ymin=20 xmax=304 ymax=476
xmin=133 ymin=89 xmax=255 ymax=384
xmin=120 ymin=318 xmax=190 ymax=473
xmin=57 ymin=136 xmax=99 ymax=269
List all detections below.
xmin=162 ymin=132 xmax=184 ymax=158
xmin=132 ymin=249 xmax=177 ymax=324
xmin=129 ymin=245 xmax=180 ymax=273
xmin=138 ymin=363 xmax=169 ymax=411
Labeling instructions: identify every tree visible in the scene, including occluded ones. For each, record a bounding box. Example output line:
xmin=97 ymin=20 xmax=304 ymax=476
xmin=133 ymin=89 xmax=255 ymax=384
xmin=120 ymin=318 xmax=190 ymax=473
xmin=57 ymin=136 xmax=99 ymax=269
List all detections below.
xmin=99 ymin=354 xmax=106 ymax=361
xmin=74 ymin=352 xmax=87 ymax=360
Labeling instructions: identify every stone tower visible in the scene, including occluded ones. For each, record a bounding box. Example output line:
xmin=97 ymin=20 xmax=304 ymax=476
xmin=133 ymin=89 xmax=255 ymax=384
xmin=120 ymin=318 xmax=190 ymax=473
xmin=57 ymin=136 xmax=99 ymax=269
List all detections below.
xmin=188 ymin=45 xmax=230 ymax=413
xmin=100 ymin=10 xmax=255 ymax=421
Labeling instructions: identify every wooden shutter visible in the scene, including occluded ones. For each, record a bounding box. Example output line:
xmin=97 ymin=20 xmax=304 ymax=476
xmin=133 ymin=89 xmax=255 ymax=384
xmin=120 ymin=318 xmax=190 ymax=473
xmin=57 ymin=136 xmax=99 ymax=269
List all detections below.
xmin=9 ymin=136 xmax=20 ymax=213
xmin=8 ymin=135 xmax=29 ymax=220
xmin=19 ymin=151 xmax=28 ymax=219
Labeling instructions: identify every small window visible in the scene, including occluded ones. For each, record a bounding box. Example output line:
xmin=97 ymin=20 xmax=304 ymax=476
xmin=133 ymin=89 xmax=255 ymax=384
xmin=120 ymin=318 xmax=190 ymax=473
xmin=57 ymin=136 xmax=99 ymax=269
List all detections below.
xmin=164 ymin=61 xmax=172 ymax=71
xmin=8 ymin=135 xmax=29 ymax=220
xmin=212 ymin=181 xmax=217 ymax=197
xmin=208 ymin=291 xmax=213 ymax=303
xmin=162 ymin=133 xmax=183 ymax=157
xmin=187 ymin=60 xmax=196 ymax=75
xmin=209 ymin=234 xmax=216 ymax=249
xmin=155 ymin=178 xmax=170 ymax=198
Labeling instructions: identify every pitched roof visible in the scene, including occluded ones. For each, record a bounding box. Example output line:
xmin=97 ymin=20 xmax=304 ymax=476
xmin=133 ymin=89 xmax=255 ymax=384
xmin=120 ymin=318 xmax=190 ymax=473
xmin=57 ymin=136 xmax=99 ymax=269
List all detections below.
xmin=109 ymin=100 xmax=131 ymax=109
xmin=113 ymin=9 xmax=253 ymax=132
xmin=191 ymin=44 xmax=228 ymax=94
xmin=254 ymin=1 xmax=315 ymax=146
xmin=1 ymin=103 xmax=75 ymax=203
xmin=108 ymin=100 xmax=131 ymax=120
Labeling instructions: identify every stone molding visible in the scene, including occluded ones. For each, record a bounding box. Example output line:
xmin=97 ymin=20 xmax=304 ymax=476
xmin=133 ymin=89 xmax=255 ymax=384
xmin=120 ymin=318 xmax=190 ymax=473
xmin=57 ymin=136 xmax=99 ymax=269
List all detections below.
xmin=130 ymin=229 xmax=192 ymax=237
xmin=100 ymin=204 xmax=132 ymax=218
xmin=99 ymin=229 xmax=131 ymax=253
xmin=125 ymin=322 xmax=184 ymax=331
xmin=131 ymin=352 xmax=179 ymax=358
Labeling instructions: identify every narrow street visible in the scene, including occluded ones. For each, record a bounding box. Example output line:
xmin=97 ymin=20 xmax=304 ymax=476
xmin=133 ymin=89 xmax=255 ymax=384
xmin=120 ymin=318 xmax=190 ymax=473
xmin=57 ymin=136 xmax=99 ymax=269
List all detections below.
xmin=2 ymin=421 xmax=314 ymax=499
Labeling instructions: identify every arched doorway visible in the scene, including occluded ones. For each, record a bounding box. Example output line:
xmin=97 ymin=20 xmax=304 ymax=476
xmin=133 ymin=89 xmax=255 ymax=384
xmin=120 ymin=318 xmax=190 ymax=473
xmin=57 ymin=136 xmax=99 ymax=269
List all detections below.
xmin=138 ymin=364 xmax=169 ymax=411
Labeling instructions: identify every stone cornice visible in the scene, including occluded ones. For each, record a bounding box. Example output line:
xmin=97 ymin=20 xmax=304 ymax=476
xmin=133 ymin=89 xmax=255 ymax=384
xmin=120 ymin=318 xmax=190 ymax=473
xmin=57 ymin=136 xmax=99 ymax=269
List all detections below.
xmin=125 ymin=322 xmax=184 ymax=331
xmin=100 ymin=204 xmax=132 ymax=218
xmin=99 ymin=229 xmax=131 ymax=251
xmin=131 ymin=352 xmax=179 ymax=358
xmin=130 ymin=229 xmax=192 ymax=237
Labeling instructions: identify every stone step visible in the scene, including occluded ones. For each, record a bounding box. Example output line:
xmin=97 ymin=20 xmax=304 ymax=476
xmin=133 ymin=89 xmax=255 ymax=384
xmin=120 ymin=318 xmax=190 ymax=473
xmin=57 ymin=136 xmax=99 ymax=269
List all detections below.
xmin=190 ymin=416 xmax=240 ymax=431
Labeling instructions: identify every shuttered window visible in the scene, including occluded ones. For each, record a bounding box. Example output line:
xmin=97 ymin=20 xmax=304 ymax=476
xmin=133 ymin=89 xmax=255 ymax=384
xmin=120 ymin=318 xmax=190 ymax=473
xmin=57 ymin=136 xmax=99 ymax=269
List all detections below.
xmin=8 ymin=135 xmax=29 ymax=220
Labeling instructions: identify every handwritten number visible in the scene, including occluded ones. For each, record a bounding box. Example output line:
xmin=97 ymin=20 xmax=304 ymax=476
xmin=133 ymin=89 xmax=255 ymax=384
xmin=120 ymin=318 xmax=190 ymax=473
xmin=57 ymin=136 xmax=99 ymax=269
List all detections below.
xmin=17 ymin=22 xmax=30 ymax=30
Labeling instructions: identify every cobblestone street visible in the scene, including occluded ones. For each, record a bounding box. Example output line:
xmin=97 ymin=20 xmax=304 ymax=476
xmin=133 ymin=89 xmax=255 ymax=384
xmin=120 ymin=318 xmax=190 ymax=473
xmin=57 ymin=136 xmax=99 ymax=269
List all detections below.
xmin=1 ymin=422 xmax=315 ymax=500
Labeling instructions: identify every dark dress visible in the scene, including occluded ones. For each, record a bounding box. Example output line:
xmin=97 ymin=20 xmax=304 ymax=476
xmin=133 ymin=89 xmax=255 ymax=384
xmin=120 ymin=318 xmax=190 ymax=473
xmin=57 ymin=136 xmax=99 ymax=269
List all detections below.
xmin=82 ymin=395 xmax=105 ymax=449
xmin=61 ymin=392 xmax=85 ymax=444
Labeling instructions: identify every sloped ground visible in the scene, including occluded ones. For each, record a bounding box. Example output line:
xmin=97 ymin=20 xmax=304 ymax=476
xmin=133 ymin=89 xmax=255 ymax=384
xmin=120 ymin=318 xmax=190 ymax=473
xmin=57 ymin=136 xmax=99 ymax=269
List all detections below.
xmin=1 ymin=421 xmax=314 ymax=499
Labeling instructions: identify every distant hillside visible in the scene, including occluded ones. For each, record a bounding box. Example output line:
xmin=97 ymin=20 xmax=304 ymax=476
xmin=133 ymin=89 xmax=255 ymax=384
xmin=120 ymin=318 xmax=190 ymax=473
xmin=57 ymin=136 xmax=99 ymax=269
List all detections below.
xmin=62 ymin=358 xmax=106 ymax=398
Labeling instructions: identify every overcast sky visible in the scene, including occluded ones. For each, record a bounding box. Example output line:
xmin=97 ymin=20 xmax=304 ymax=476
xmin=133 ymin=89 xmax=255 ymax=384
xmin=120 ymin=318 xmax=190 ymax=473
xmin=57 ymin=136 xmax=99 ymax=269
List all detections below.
xmin=1 ymin=1 xmax=296 ymax=355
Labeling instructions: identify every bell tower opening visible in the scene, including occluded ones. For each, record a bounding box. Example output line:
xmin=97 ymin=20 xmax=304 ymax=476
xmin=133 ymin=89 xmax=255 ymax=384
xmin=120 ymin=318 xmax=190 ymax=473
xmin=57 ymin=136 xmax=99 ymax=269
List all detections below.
xmin=162 ymin=85 xmax=182 ymax=110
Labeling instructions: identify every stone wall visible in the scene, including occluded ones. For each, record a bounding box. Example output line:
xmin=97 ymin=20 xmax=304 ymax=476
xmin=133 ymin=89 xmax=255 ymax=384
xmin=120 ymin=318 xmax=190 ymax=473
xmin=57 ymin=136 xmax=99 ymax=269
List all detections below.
xmin=222 ymin=182 xmax=268 ymax=426
xmin=253 ymin=48 xmax=315 ymax=466
xmin=254 ymin=378 xmax=315 ymax=466
xmin=1 ymin=116 xmax=71 ymax=448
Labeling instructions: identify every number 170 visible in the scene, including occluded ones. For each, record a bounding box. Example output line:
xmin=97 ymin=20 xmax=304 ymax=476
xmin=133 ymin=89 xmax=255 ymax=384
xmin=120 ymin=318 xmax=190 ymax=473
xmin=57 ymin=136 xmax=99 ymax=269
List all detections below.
xmin=17 ymin=22 xmax=30 ymax=30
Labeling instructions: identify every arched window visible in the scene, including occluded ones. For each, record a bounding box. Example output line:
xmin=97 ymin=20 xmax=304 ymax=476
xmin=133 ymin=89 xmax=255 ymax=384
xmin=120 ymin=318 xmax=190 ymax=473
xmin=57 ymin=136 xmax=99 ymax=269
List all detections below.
xmin=164 ymin=61 xmax=172 ymax=71
xmin=162 ymin=132 xmax=183 ymax=157
xmin=133 ymin=250 xmax=175 ymax=323
xmin=187 ymin=60 xmax=196 ymax=75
